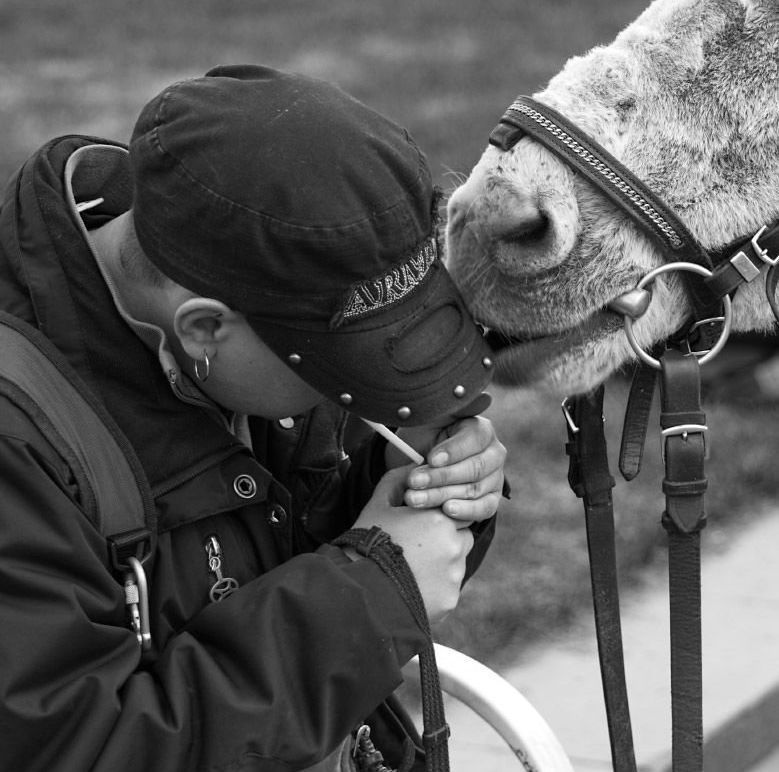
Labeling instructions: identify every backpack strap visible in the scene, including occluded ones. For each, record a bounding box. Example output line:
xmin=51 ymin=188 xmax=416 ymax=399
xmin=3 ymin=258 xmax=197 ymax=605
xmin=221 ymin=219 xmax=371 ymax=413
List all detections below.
xmin=0 ymin=310 xmax=156 ymax=650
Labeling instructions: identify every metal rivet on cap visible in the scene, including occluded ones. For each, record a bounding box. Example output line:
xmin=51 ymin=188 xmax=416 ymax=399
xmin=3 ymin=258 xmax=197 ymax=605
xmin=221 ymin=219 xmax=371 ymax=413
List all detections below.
xmin=453 ymin=385 xmax=466 ymax=398
xmin=288 ymin=353 xmax=302 ymax=365
xmin=279 ymin=417 xmax=295 ymax=429
xmin=233 ymin=474 xmax=257 ymax=499
xmin=397 ymin=406 xmax=411 ymax=420
xmin=482 ymin=357 xmax=494 ymax=368
xmin=340 ymin=393 xmax=353 ymax=405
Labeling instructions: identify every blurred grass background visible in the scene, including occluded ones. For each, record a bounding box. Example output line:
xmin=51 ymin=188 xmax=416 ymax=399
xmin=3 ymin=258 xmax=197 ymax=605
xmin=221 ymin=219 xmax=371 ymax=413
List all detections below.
xmin=3 ymin=0 xmax=779 ymax=669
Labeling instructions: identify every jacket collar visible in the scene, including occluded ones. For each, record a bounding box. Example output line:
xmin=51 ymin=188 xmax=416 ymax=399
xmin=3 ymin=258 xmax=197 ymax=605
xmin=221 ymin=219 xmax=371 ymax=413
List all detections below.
xmin=0 ymin=136 xmax=246 ymax=490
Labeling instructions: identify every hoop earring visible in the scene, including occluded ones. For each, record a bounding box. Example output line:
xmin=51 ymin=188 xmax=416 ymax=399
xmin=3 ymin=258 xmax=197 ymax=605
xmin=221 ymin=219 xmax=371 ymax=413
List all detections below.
xmin=194 ymin=349 xmax=210 ymax=382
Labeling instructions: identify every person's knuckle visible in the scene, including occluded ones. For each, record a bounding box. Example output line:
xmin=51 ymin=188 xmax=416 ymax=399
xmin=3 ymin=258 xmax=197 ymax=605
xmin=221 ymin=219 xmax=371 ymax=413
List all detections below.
xmin=468 ymin=497 xmax=486 ymax=517
xmin=468 ymin=494 xmax=494 ymax=521
xmin=483 ymin=492 xmax=500 ymax=516
xmin=432 ymin=465 xmax=450 ymax=485
xmin=470 ymin=453 xmax=487 ymax=480
xmin=442 ymin=592 xmax=459 ymax=616
xmin=447 ymin=537 xmax=464 ymax=561
xmin=459 ymin=531 xmax=474 ymax=560
xmin=485 ymin=439 xmax=505 ymax=466
xmin=466 ymin=481 xmax=482 ymax=499
xmin=423 ymin=490 xmax=442 ymax=507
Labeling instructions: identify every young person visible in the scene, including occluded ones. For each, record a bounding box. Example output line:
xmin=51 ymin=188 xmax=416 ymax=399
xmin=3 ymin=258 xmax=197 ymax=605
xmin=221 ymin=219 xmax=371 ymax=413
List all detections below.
xmin=0 ymin=64 xmax=506 ymax=771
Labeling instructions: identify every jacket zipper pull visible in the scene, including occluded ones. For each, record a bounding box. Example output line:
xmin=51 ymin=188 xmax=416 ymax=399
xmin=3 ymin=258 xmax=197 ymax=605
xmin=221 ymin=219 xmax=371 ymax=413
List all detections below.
xmin=205 ymin=535 xmax=239 ymax=602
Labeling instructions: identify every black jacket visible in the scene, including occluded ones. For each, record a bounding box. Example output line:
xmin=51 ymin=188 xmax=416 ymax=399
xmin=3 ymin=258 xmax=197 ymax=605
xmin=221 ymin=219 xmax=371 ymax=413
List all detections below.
xmin=0 ymin=137 xmax=494 ymax=771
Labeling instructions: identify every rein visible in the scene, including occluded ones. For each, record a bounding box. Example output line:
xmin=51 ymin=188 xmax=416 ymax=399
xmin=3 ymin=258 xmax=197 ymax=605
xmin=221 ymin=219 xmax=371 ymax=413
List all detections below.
xmin=488 ymin=96 xmax=779 ymax=772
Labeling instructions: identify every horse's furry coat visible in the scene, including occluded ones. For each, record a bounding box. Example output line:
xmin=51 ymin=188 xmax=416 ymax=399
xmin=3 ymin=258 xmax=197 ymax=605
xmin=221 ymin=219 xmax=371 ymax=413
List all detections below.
xmin=446 ymin=0 xmax=779 ymax=396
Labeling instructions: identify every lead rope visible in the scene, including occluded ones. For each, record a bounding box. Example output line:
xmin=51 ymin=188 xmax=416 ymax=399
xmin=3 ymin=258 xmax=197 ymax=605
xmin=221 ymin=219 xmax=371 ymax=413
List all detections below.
xmin=565 ymin=387 xmax=638 ymax=772
xmin=567 ymin=349 xmax=708 ymax=772
xmin=659 ymin=349 xmax=707 ymax=772
xmin=332 ymin=526 xmax=449 ymax=772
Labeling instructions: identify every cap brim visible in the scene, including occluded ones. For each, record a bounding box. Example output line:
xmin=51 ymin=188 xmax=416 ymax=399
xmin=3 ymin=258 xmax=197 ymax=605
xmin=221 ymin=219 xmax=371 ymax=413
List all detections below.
xmin=248 ymin=262 xmax=494 ymax=426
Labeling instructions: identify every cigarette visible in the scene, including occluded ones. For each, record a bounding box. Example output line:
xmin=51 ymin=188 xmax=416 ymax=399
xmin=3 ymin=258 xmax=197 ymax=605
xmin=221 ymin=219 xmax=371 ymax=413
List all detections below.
xmin=361 ymin=418 xmax=425 ymax=465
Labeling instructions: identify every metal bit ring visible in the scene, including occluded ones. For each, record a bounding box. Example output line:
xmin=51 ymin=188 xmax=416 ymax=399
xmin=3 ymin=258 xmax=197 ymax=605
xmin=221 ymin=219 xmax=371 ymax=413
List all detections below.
xmin=623 ymin=262 xmax=732 ymax=369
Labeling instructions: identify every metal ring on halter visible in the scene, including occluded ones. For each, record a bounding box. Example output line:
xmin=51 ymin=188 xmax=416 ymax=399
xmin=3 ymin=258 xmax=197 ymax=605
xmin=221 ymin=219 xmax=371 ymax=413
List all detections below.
xmin=623 ymin=261 xmax=732 ymax=370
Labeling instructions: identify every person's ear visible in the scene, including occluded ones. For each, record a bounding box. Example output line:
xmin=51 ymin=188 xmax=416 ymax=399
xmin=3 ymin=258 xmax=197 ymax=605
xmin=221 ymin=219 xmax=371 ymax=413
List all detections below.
xmin=173 ymin=298 xmax=237 ymax=360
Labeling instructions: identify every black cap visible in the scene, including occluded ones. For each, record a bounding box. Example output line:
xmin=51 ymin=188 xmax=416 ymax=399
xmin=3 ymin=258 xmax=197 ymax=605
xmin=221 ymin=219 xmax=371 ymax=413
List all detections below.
xmin=130 ymin=64 xmax=493 ymax=425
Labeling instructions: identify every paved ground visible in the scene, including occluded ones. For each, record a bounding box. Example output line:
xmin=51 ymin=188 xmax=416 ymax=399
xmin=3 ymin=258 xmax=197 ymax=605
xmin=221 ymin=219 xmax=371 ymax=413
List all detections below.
xmin=435 ymin=506 xmax=779 ymax=771
xmin=750 ymin=744 xmax=779 ymax=772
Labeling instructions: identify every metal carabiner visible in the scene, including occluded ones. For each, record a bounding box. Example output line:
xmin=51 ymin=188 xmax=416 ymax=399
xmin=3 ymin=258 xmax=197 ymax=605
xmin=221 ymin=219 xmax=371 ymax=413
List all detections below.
xmin=124 ymin=556 xmax=152 ymax=651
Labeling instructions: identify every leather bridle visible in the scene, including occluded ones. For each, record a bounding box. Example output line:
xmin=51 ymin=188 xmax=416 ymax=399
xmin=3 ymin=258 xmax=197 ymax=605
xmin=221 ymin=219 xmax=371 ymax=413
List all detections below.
xmin=487 ymin=96 xmax=779 ymax=772
xmin=489 ymin=96 xmax=779 ymax=332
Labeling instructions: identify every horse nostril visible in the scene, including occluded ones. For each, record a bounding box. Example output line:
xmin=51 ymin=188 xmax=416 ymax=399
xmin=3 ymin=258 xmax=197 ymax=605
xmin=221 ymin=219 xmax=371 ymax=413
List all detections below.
xmin=499 ymin=212 xmax=550 ymax=246
xmin=447 ymin=179 xmax=553 ymax=257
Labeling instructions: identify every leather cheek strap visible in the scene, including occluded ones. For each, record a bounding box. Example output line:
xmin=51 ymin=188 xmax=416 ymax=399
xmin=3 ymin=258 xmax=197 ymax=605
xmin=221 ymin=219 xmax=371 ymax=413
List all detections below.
xmin=766 ymin=262 xmax=779 ymax=322
xmin=659 ymin=348 xmax=706 ymax=772
xmin=660 ymin=349 xmax=707 ymax=535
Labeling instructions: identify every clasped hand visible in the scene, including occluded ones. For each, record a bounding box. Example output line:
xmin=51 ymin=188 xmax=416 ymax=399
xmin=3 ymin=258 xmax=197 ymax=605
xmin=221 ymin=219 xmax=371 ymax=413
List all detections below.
xmin=391 ymin=415 xmax=506 ymax=522
xmin=351 ymin=416 xmax=506 ymax=621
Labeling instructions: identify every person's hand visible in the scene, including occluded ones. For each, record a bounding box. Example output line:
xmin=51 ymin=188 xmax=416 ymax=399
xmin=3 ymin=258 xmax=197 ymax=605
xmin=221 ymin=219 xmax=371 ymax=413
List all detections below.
xmin=386 ymin=416 xmax=506 ymax=523
xmin=351 ymin=466 xmax=473 ymax=622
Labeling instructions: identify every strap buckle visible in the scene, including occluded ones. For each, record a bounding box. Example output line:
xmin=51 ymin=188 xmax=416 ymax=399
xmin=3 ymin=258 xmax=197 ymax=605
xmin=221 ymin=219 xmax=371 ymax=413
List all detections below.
xmin=661 ymin=423 xmax=709 ymax=463
xmin=687 ymin=316 xmax=724 ymax=335
xmin=561 ymin=397 xmax=580 ymax=434
xmin=683 ymin=316 xmax=725 ymax=357
xmin=751 ymin=225 xmax=778 ymax=267
xmin=108 ymin=527 xmax=154 ymax=572
xmin=729 ymin=224 xmax=777 ymax=282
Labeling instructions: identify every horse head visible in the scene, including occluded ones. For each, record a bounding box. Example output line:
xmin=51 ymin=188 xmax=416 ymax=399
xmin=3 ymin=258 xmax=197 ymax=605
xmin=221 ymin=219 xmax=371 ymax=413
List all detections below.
xmin=446 ymin=0 xmax=779 ymax=397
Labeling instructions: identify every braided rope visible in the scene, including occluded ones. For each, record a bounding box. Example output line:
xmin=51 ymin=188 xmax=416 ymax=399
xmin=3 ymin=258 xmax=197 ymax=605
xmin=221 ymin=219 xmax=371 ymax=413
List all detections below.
xmin=332 ymin=526 xmax=450 ymax=772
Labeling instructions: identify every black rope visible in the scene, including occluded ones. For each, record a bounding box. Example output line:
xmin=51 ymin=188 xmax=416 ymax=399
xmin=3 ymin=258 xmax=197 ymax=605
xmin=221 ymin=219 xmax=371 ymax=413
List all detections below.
xmin=566 ymin=387 xmax=638 ymax=772
xmin=332 ymin=526 xmax=449 ymax=772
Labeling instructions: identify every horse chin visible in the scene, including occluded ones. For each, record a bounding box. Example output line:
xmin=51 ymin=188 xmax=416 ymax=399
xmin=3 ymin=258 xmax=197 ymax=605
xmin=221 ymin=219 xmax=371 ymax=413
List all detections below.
xmin=488 ymin=310 xmax=625 ymax=395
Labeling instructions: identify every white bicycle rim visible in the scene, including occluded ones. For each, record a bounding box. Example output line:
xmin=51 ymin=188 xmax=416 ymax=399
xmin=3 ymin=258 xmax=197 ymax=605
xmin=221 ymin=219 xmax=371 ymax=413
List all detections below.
xmin=408 ymin=644 xmax=574 ymax=771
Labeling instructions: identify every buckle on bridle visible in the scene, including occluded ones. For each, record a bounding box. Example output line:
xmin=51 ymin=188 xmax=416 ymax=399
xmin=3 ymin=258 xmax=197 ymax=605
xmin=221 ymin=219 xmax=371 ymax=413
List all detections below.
xmin=661 ymin=422 xmax=709 ymax=463
xmin=751 ymin=225 xmax=778 ymax=267
xmin=729 ymin=224 xmax=777 ymax=282
xmin=561 ymin=397 xmax=580 ymax=434
xmin=683 ymin=316 xmax=726 ymax=357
